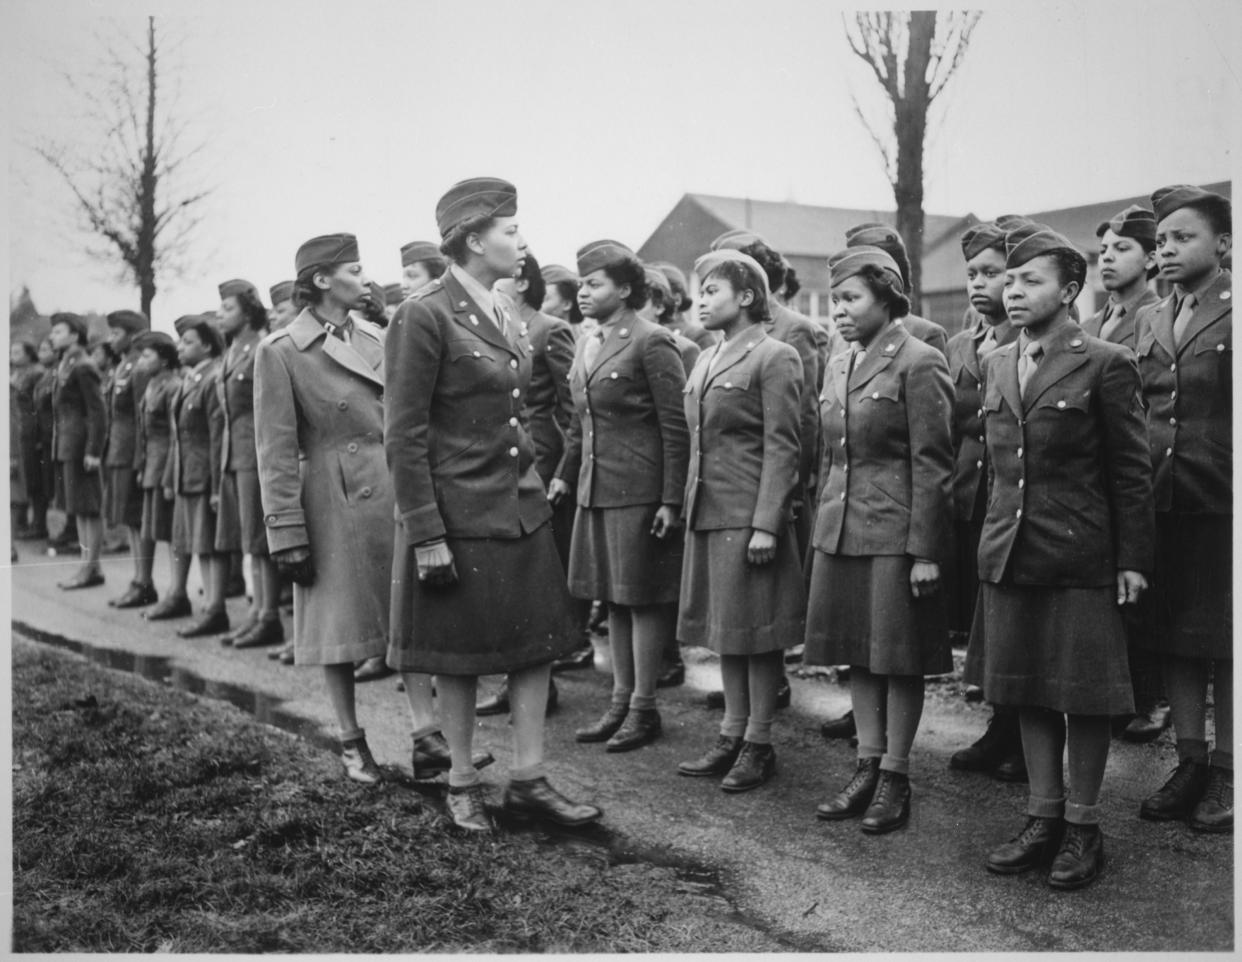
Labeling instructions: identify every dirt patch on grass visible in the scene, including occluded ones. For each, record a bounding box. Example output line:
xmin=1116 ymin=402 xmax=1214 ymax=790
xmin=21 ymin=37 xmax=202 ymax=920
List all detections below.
xmin=12 ymin=637 xmax=780 ymax=952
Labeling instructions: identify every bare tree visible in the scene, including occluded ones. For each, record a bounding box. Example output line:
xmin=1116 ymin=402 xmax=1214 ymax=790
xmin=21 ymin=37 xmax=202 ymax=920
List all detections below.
xmin=34 ymin=16 xmax=211 ymax=317
xmin=844 ymin=11 xmax=982 ymax=301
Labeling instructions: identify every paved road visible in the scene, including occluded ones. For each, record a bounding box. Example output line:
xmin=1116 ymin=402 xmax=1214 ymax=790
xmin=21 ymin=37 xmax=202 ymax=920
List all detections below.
xmin=8 ymin=545 xmax=1233 ymax=951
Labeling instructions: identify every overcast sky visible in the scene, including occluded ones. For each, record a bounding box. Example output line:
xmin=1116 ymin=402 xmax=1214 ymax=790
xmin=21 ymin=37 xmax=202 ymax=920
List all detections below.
xmin=3 ymin=0 xmax=1238 ymax=331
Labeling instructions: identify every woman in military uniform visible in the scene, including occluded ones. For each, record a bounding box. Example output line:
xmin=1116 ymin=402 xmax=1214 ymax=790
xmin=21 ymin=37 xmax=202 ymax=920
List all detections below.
xmin=48 ymin=312 xmax=107 ymax=589
xmin=132 ymin=331 xmax=180 ymax=606
xmin=146 ymin=315 xmax=229 ymax=636
xmin=386 ymin=179 xmax=600 ymax=832
xmin=399 ymin=240 xmax=448 ymax=297
xmin=10 ymin=338 xmax=46 ymax=539
xmin=215 ymin=279 xmax=283 ymax=651
xmin=806 ymin=247 xmax=954 ymax=836
xmin=1133 ymin=185 xmax=1233 ymax=834
xmin=970 ymin=224 xmax=1153 ymax=890
xmin=676 ymin=250 xmax=804 ymax=792
xmin=548 ymin=239 xmax=689 ymax=754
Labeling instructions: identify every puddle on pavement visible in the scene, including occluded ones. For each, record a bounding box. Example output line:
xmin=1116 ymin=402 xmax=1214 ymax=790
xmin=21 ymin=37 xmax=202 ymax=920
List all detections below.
xmin=15 ymin=619 xmax=803 ymax=948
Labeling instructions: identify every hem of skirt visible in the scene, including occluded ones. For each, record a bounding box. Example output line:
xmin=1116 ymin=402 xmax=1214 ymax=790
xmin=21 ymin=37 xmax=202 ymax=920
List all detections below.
xmin=569 ymin=583 xmax=680 ymax=606
xmin=680 ymin=619 xmax=805 ymax=655
xmin=1131 ymin=637 xmax=1232 ymax=660
xmin=386 ymin=643 xmax=575 ymax=677
xmin=295 ymin=637 xmax=387 ymax=667
xmin=983 ymin=680 xmax=1134 ymax=716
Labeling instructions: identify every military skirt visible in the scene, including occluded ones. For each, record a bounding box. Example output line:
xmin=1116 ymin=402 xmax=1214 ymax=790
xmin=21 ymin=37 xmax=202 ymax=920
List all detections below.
xmin=568 ymin=504 xmax=683 ymax=606
xmin=140 ymin=487 xmax=173 ymax=543
xmin=388 ymin=522 xmax=577 ymax=676
xmin=172 ymin=492 xmax=216 ymax=556
xmin=55 ymin=460 xmax=103 ymax=517
xmin=1134 ymin=512 xmax=1232 ymax=661
xmin=804 ymin=551 xmax=951 ymax=675
xmin=966 ymin=582 xmax=1133 ymax=716
xmin=104 ymin=466 xmax=143 ymax=528
xmin=677 ymin=525 xmax=806 ymax=656
xmin=215 ymin=469 xmax=269 ymax=555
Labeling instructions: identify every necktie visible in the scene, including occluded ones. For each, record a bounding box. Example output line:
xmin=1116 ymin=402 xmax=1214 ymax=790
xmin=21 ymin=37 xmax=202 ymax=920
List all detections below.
xmin=1098 ymin=303 xmax=1125 ymax=342
xmin=494 ymin=305 xmax=510 ymax=341
xmin=1172 ymin=294 xmax=1197 ymax=348
xmin=313 ymin=309 xmax=352 ymax=342
xmin=1018 ymin=339 xmax=1042 ymax=399
xmin=582 ymin=329 xmax=605 ymax=370
xmin=850 ymin=347 xmax=867 ymax=376
xmin=976 ymin=326 xmax=998 ymax=360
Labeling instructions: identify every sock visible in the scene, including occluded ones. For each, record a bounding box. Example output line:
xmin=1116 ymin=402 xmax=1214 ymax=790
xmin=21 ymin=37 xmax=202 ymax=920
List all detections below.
xmin=1027 ymin=794 xmax=1066 ymax=819
xmin=1065 ymin=800 xmax=1102 ymax=826
xmin=448 ymin=768 xmax=480 ymax=789
xmin=339 ymin=726 xmax=365 ymax=744
xmin=743 ymin=718 xmax=773 ymax=745
xmin=720 ymin=714 xmax=747 ymax=739
xmin=629 ymin=693 xmax=656 ymax=711
xmin=879 ymin=753 xmax=910 ymax=775
xmin=509 ymin=763 xmax=545 ymax=783
xmin=857 ymin=743 xmax=884 ymax=760
xmin=410 ymin=723 xmax=439 ymax=741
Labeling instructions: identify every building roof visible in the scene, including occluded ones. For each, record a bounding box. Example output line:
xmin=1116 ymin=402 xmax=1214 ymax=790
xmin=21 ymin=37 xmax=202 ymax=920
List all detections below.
xmin=679 ymin=193 xmax=971 ymax=259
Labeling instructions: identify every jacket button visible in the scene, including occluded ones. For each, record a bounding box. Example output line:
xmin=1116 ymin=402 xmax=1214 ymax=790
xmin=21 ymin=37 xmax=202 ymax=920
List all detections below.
xmin=1170 ymin=363 xmax=1177 ymax=372
xmin=976 ymin=459 xmax=983 ymax=469
xmin=337 ymin=400 xmax=347 ymax=410
xmin=840 ymin=492 xmax=846 ymax=501
xmin=1015 ymin=508 xmax=1022 ymax=519
xmin=978 ymin=435 xmax=984 ymax=443
xmin=267 ymin=515 xmax=276 ymax=522
xmin=610 ymin=372 xmax=618 ymax=380
xmin=842 ymin=464 xmax=848 ymax=473
xmin=347 ymin=442 xmax=358 ymax=453
xmin=1169 ymin=417 xmax=1177 ymax=426
xmin=1170 ymin=390 xmax=1177 ymax=400
xmin=509 ymin=359 xmax=518 ymax=369
xmin=1166 ymin=447 xmax=1174 ymax=456
xmin=977 ymin=408 xmax=984 ymax=418
xmin=509 ymin=417 xmax=518 ymax=427
xmin=473 ymin=350 xmax=481 ymax=358
xmin=512 ymin=388 xmax=520 ymax=398
xmin=872 ymin=392 xmax=879 ymax=400
xmin=508 ymin=447 xmax=518 ymax=457
xmin=1016 ymin=447 xmax=1023 ymax=459
xmin=1018 ymin=479 xmax=1024 ymax=489
xmin=1056 ymin=400 xmax=1066 ymax=409
xmin=840 ymin=437 xmax=846 ymax=446
xmin=360 ymin=487 xmax=372 ymax=498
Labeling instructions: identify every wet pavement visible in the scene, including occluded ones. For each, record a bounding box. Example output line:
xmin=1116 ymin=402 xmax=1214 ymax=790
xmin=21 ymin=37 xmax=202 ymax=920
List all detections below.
xmin=8 ymin=542 xmax=1234 ymax=952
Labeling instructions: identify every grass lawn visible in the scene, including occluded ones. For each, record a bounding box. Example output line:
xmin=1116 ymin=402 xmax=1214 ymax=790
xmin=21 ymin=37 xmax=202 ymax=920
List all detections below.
xmin=11 ymin=637 xmax=776 ymax=952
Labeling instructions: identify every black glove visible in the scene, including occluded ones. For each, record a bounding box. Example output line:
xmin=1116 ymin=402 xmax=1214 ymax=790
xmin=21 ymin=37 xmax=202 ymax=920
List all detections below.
xmin=273 ymin=546 xmax=315 ymax=586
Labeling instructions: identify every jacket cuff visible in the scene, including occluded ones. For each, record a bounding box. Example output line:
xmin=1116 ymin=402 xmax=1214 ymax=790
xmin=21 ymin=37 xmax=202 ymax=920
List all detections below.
xmin=401 ymin=504 xmax=447 ymax=545
xmin=264 ymin=509 xmax=309 ymax=553
xmin=751 ymin=508 xmax=784 ymax=536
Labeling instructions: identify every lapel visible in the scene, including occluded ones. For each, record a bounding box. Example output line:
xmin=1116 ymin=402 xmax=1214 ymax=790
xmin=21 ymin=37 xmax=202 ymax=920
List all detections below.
xmin=443 ymin=271 xmax=518 ymax=358
xmin=223 ymin=330 xmax=258 ymax=377
xmin=990 ymin=341 xmax=1023 ymax=417
xmin=829 ymin=350 xmax=851 ymax=407
xmin=1082 ymin=307 xmax=1106 ymax=339
xmin=1177 ymin=270 xmax=1233 ymax=356
xmin=1146 ymin=295 xmax=1177 ymax=359
xmin=321 ymin=324 xmax=384 ymax=389
xmin=964 ymin=317 xmax=1013 ymax=381
xmin=1024 ymin=323 xmax=1090 ymax=408
xmin=587 ymin=311 xmax=638 ymax=382
xmin=703 ymin=327 xmax=766 ymax=389
xmin=848 ymin=322 xmax=907 ymax=394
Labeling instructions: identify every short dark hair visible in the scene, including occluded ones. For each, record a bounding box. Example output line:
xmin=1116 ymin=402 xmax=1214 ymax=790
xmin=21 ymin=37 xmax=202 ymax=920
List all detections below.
xmin=855 ymin=264 xmax=911 ymax=319
xmin=866 ymin=234 xmax=912 ymax=290
xmin=233 ymin=287 xmax=269 ymax=331
xmin=702 ymin=259 xmax=772 ymax=323
xmin=293 ymin=275 xmax=323 ymax=309
xmin=516 ymin=253 xmax=546 ymax=311
xmin=15 ymin=340 xmax=38 ymax=363
xmin=553 ymin=280 xmax=584 ymax=325
xmin=735 ymin=240 xmax=787 ymax=293
xmin=783 ymin=265 xmax=801 ymax=301
xmin=603 ymin=255 xmax=649 ymax=310
xmin=440 ymin=213 xmax=497 ymax=264
xmin=1046 ymin=249 xmax=1088 ymax=293
xmin=423 ymin=256 xmax=448 ymax=281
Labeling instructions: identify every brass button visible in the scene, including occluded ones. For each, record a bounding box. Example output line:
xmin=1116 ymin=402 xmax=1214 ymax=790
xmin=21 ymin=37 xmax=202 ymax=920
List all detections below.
xmin=1018 ymin=479 xmax=1024 ymax=489
xmin=473 ymin=350 xmax=481 ymax=358
xmin=1017 ymin=447 xmax=1023 ymax=459
xmin=508 ymin=447 xmax=518 ymax=457
xmin=347 ymin=442 xmax=358 ymax=453
xmin=1170 ymin=363 xmax=1177 ymax=372
xmin=509 ymin=417 xmax=518 ymax=427
xmin=840 ymin=492 xmax=846 ymax=501
xmin=512 ymin=388 xmax=520 ymax=398
xmin=1170 ymin=390 xmax=1177 ymax=400
xmin=975 ymin=459 xmax=983 ymax=469
xmin=610 ymin=372 xmax=619 ymax=380
xmin=1166 ymin=447 xmax=1174 ymax=456
xmin=360 ymin=486 xmax=372 ymax=498
xmin=1056 ymin=400 xmax=1066 ymax=409
xmin=1015 ymin=508 xmax=1022 ymax=519
xmin=509 ymin=359 xmax=518 ymax=369
xmin=1170 ymin=417 xmax=1177 ymax=426
xmin=337 ymin=400 xmax=348 ymax=410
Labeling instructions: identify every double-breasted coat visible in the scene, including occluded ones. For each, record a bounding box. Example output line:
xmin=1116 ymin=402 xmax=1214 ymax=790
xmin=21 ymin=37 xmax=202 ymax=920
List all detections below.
xmin=384 ymin=271 xmax=574 ymax=674
xmin=51 ymin=345 xmax=107 ymax=517
xmin=967 ymin=321 xmax=1155 ymax=714
xmin=804 ymin=322 xmax=954 ymax=674
xmin=254 ymin=311 xmax=391 ymax=666
xmin=1082 ymin=288 xmax=1159 ymax=351
xmin=677 ymin=329 xmax=806 ymax=653
xmin=1132 ymin=269 xmax=1232 ymax=658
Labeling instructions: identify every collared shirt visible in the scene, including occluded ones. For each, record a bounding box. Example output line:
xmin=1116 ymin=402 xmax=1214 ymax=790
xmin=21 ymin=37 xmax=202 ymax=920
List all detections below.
xmin=450 ymin=263 xmax=498 ymax=319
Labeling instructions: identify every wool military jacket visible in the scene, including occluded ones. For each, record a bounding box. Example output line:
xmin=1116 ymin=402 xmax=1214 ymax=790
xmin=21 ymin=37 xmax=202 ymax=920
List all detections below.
xmin=556 ymin=310 xmax=689 ymax=509
xmin=137 ymin=368 xmax=179 ymax=488
xmin=977 ymin=321 xmax=1154 ymax=586
xmin=103 ymin=347 xmax=150 ymax=468
xmin=385 ymin=272 xmax=551 ymax=544
xmin=670 ymin=315 xmax=718 ymax=352
xmin=1134 ymin=270 xmax=1231 ymax=515
xmin=670 ymin=328 xmax=702 ymax=377
xmin=813 ymin=322 xmax=954 ymax=560
xmin=12 ymin=364 xmax=43 ymax=444
xmin=682 ymin=329 xmax=802 ymax=533
xmin=767 ymin=301 xmax=827 ymax=490
xmin=517 ymin=303 xmax=576 ymax=487
xmin=51 ymin=345 xmax=106 ymax=463
xmin=1082 ymin=288 xmax=1159 ymax=351
xmin=218 ymin=327 xmax=262 ymax=473
xmin=163 ymin=358 xmax=224 ymax=497
xmin=946 ymin=317 xmax=1018 ymax=522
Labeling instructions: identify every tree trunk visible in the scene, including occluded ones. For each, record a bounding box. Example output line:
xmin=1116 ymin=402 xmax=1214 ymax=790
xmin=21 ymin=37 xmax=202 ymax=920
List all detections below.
xmin=138 ymin=15 xmax=158 ymax=318
xmin=892 ymin=11 xmax=935 ymax=309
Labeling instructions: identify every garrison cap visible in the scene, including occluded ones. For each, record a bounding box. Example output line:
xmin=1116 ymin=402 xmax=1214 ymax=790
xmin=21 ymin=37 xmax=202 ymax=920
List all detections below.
xmin=269 ymin=280 xmax=295 ymax=305
xmin=710 ymin=228 xmax=768 ymax=252
xmin=133 ymin=330 xmax=179 ymax=364
xmin=105 ymin=309 xmax=149 ymax=334
xmin=174 ymin=313 xmax=224 ymax=354
xmin=644 ymin=265 xmax=672 ymax=300
xmin=694 ymin=249 xmax=773 ymax=321
xmin=960 ymin=222 xmax=1008 ymax=261
xmin=844 ymin=222 xmax=902 ymax=249
xmin=653 ymin=261 xmax=689 ymax=293
xmin=218 ymin=278 xmax=259 ymax=301
xmin=383 ymin=283 xmax=404 ymax=305
xmin=1151 ymin=184 xmax=1232 ymax=226
xmin=435 ymin=177 xmax=517 ymax=238
xmin=576 ymin=239 xmax=635 ymax=277
xmin=50 ymin=312 xmax=89 ymax=339
xmin=401 ymin=240 xmax=444 ymax=266
xmin=540 ymin=263 xmax=579 ymax=286
xmin=1003 ymin=222 xmax=1082 ymax=268
xmin=295 ymin=233 xmax=360 ymax=278
xmin=994 ymin=214 xmax=1034 ymax=232
xmin=1095 ymin=204 xmax=1157 ymax=248
xmin=828 ymin=246 xmax=904 ymax=288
